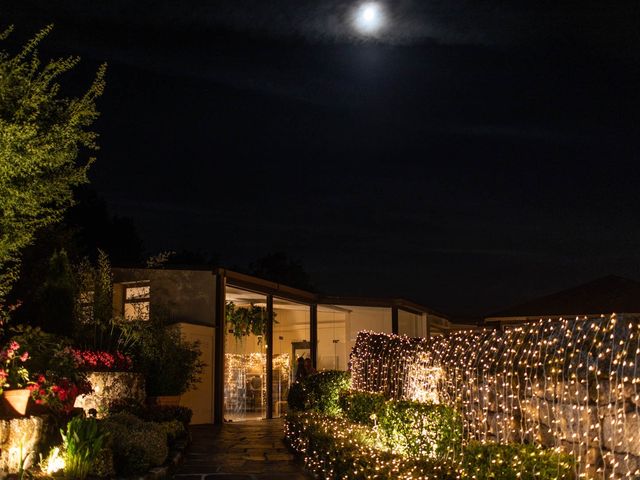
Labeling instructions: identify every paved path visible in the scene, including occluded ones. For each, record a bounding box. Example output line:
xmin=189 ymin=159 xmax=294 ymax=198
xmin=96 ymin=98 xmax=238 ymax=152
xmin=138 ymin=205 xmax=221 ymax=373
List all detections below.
xmin=173 ymin=419 xmax=313 ymax=480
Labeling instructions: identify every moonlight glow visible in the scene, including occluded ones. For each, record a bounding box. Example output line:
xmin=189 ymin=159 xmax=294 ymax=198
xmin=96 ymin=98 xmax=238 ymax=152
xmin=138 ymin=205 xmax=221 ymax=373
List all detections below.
xmin=353 ymin=2 xmax=385 ymax=35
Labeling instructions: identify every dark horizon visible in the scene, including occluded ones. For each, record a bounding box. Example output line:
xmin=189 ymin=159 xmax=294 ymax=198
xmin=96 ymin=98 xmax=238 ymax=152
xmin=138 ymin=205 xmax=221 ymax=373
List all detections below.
xmin=4 ymin=1 xmax=639 ymax=318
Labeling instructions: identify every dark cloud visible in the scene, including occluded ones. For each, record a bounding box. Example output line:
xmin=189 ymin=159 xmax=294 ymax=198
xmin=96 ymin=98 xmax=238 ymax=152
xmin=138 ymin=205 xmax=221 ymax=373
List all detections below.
xmin=5 ymin=0 xmax=639 ymax=55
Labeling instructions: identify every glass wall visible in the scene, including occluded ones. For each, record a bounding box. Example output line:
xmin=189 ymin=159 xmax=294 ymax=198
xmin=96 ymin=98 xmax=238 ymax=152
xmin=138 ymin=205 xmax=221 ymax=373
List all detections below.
xmin=272 ymin=298 xmax=310 ymax=418
xmin=224 ymin=286 xmax=268 ymax=422
xmin=317 ymin=307 xmax=348 ymax=371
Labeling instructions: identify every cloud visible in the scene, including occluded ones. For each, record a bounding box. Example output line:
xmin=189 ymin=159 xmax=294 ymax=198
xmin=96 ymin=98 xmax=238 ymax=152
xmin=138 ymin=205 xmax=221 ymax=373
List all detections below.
xmin=10 ymin=0 xmax=639 ymax=53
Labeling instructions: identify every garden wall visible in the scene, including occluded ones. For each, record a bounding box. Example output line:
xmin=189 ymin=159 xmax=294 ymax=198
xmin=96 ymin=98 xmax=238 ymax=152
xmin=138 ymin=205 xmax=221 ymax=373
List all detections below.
xmin=74 ymin=372 xmax=145 ymax=417
xmin=350 ymin=315 xmax=640 ymax=479
xmin=0 ymin=416 xmax=44 ymax=474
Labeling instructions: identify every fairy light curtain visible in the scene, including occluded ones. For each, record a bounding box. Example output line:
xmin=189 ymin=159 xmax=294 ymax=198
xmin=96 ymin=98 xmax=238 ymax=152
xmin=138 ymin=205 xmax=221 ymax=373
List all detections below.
xmin=350 ymin=314 xmax=640 ymax=479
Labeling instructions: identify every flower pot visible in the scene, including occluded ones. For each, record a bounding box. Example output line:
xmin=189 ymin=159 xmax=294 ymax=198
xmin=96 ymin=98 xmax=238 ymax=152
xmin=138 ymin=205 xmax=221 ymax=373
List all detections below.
xmin=2 ymin=388 xmax=31 ymax=416
xmin=146 ymin=395 xmax=180 ymax=406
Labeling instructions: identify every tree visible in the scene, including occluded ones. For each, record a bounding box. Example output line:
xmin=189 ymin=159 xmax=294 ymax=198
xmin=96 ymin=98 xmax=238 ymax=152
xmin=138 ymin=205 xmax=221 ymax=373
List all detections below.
xmin=249 ymin=252 xmax=315 ymax=291
xmin=0 ymin=25 xmax=106 ymax=303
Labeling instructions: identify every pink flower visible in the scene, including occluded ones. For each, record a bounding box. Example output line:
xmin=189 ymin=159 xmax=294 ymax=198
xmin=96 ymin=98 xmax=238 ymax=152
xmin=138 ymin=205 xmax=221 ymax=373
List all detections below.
xmin=19 ymin=352 xmax=29 ymax=362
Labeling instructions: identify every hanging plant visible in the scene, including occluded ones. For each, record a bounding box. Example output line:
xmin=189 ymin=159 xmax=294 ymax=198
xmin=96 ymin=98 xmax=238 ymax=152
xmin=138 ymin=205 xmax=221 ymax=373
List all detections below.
xmin=225 ymin=302 xmax=275 ymax=342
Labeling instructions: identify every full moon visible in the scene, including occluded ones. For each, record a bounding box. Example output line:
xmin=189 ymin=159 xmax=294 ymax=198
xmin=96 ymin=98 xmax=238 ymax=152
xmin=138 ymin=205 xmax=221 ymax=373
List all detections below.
xmin=353 ymin=2 xmax=385 ymax=35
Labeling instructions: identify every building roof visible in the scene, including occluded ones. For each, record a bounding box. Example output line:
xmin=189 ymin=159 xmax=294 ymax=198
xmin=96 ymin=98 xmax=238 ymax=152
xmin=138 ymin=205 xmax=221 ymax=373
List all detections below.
xmin=486 ymin=275 xmax=640 ymax=321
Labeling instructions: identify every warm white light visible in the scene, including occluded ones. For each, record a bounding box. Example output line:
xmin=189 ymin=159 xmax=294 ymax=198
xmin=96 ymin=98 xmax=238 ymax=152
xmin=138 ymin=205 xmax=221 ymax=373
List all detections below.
xmin=353 ymin=2 xmax=385 ymax=35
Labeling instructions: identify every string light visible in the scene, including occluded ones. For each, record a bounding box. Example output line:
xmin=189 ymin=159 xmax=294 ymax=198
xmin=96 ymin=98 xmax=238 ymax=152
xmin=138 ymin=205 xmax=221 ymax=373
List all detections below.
xmin=348 ymin=314 xmax=640 ymax=479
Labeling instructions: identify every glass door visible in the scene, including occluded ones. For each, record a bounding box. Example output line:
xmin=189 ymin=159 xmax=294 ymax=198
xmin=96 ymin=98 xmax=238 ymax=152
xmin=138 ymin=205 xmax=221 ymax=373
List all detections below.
xmin=224 ymin=286 xmax=268 ymax=422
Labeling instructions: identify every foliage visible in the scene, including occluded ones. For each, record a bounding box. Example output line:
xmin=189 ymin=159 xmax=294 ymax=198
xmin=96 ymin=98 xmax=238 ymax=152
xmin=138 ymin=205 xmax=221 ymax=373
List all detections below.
xmin=73 ymin=251 xmax=143 ymax=354
xmin=378 ymin=400 xmax=462 ymax=460
xmin=135 ymin=318 xmax=204 ymax=396
xmin=33 ymin=249 xmax=75 ymax=336
xmin=225 ymin=301 xmax=273 ymax=341
xmin=157 ymin=419 xmax=187 ymax=445
xmin=0 ymin=340 xmax=29 ymax=392
xmin=285 ymin=411 xmax=458 ymax=480
xmin=107 ymin=397 xmax=193 ymax=426
xmin=287 ymin=381 xmax=307 ymax=411
xmin=102 ymin=415 xmax=169 ymax=475
xmin=29 ymin=375 xmax=91 ymax=414
xmin=61 ymin=416 xmax=109 ymax=480
xmin=339 ymin=390 xmax=386 ymax=426
xmin=71 ymin=349 xmax=133 ymax=371
xmin=88 ymin=448 xmax=115 ymax=477
xmin=460 ymin=442 xmax=574 ymax=480
xmin=9 ymin=325 xmax=91 ymax=414
xmin=287 ymin=370 xmax=351 ymax=416
xmin=0 ymin=25 xmax=106 ymax=303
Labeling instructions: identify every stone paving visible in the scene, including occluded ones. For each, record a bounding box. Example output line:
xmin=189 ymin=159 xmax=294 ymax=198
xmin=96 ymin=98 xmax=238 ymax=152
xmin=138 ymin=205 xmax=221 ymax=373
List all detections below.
xmin=173 ymin=419 xmax=313 ymax=480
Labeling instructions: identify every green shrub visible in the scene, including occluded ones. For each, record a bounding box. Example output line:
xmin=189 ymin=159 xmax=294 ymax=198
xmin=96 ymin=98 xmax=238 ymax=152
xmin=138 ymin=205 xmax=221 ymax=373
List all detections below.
xmin=287 ymin=381 xmax=307 ymax=411
xmin=378 ymin=400 xmax=462 ymax=460
xmin=107 ymin=399 xmax=193 ymax=426
xmin=143 ymin=405 xmax=193 ymax=426
xmin=339 ymin=391 xmax=386 ymax=426
xmin=288 ymin=370 xmax=351 ymax=415
xmin=158 ymin=420 xmax=187 ymax=445
xmin=135 ymin=320 xmax=205 ymax=396
xmin=103 ymin=417 xmax=169 ymax=475
xmin=285 ymin=411 xmax=457 ymax=480
xmin=461 ymin=442 xmax=574 ymax=480
xmin=89 ymin=448 xmax=115 ymax=477
xmin=61 ymin=417 xmax=109 ymax=480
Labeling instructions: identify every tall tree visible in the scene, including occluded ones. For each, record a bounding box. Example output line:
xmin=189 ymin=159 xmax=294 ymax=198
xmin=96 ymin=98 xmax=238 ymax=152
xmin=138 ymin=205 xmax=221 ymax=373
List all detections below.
xmin=0 ymin=25 xmax=106 ymax=303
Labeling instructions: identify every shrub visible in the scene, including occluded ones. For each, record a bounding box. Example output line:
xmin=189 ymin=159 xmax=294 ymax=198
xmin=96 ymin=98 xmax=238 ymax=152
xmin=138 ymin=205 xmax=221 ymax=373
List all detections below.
xmin=158 ymin=420 xmax=187 ymax=445
xmin=287 ymin=380 xmax=307 ymax=411
xmin=89 ymin=448 xmax=115 ymax=477
xmin=285 ymin=411 xmax=457 ymax=480
xmin=287 ymin=370 xmax=351 ymax=415
xmin=378 ymin=400 xmax=462 ymax=460
xmin=135 ymin=320 xmax=204 ymax=396
xmin=102 ymin=416 xmax=169 ymax=475
xmin=61 ymin=417 xmax=109 ymax=480
xmin=339 ymin=391 xmax=386 ymax=426
xmin=460 ymin=442 xmax=574 ymax=480
xmin=107 ymin=399 xmax=193 ymax=426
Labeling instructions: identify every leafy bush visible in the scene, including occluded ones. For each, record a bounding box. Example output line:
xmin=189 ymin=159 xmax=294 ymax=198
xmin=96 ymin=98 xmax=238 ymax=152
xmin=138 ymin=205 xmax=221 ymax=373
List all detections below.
xmin=158 ymin=420 xmax=187 ymax=445
xmin=102 ymin=416 xmax=168 ymax=475
xmin=135 ymin=320 xmax=204 ymax=396
xmin=460 ymin=442 xmax=574 ymax=480
xmin=285 ymin=411 xmax=457 ymax=480
xmin=286 ymin=381 xmax=306 ymax=411
xmin=287 ymin=370 xmax=351 ymax=415
xmin=378 ymin=400 xmax=462 ymax=460
xmin=107 ymin=398 xmax=193 ymax=426
xmin=61 ymin=417 xmax=109 ymax=480
xmin=339 ymin=391 xmax=386 ymax=426
xmin=89 ymin=448 xmax=115 ymax=477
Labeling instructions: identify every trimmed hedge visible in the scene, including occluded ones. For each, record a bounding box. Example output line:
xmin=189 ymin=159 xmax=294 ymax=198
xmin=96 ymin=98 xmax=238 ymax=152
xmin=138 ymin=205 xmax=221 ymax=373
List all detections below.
xmin=287 ymin=370 xmax=351 ymax=415
xmin=102 ymin=413 xmax=169 ymax=475
xmin=285 ymin=411 xmax=458 ymax=480
xmin=108 ymin=398 xmax=193 ymax=426
xmin=339 ymin=390 xmax=386 ymax=426
xmin=461 ymin=442 xmax=574 ymax=480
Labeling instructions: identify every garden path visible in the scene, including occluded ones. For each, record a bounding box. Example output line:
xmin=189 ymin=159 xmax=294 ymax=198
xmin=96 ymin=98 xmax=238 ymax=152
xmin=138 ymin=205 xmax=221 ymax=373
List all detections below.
xmin=173 ymin=419 xmax=313 ymax=480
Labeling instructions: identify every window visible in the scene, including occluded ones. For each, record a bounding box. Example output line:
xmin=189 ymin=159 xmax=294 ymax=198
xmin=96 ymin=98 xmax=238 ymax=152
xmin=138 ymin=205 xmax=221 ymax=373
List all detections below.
xmin=123 ymin=283 xmax=150 ymax=321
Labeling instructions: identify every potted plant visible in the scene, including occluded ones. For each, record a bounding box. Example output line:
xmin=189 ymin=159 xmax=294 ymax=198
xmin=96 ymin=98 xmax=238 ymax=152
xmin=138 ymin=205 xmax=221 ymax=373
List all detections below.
xmin=0 ymin=340 xmax=31 ymax=415
xmin=225 ymin=302 xmax=274 ymax=342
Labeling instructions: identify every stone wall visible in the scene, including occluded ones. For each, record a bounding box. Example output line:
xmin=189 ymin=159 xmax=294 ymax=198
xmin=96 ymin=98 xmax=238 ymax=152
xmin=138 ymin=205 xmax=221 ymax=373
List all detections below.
xmin=74 ymin=372 xmax=145 ymax=417
xmin=0 ymin=416 xmax=44 ymax=474
xmin=350 ymin=316 xmax=640 ymax=479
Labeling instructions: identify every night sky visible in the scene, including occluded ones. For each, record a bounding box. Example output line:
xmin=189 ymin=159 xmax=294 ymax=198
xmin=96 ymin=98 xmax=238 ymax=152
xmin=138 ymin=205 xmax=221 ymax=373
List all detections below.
xmin=4 ymin=1 xmax=640 ymax=318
